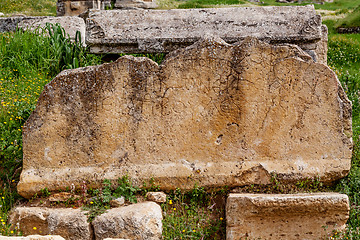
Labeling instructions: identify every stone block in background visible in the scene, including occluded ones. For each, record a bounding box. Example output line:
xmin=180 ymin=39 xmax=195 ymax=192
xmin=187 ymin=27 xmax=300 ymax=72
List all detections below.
xmin=114 ymin=0 xmax=157 ymax=9
xmin=8 ymin=207 xmax=92 ymax=240
xmin=92 ymin=202 xmax=163 ymax=240
xmin=0 ymin=16 xmax=85 ymax=44
xmin=86 ymin=5 xmax=326 ymax=62
xmin=18 ymin=37 xmax=352 ymax=198
xmin=226 ymin=193 xmax=350 ymax=240
xmin=56 ymin=0 xmax=111 ymax=16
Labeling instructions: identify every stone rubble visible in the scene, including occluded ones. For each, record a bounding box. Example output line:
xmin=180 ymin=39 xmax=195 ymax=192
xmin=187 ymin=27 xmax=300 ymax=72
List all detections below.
xmin=145 ymin=192 xmax=167 ymax=203
xmin=92 ymin=202 xmax=163 ymax=240
xmin=8 ymin=207 xmax=92 ymax=240
xmin=8 ymin=202 xmax=163 ymax=240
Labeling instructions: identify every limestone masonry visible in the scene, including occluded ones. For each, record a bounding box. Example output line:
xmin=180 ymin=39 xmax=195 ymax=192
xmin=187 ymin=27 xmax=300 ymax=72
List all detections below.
xmin=18 ymin=37 xmax=352 ymax=198
xmin=86 ymin=5 xmax=327 ymax=63
xmin=226 ymin=193 xmax=350 ymax=239
xmin=8 ymin=203 xmax=162 ymax=240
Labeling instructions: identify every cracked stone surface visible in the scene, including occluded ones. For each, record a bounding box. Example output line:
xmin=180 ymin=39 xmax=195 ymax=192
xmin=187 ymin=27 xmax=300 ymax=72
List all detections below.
xmin=93 ymin=202 xmax=163 ymax=240
xmin=86 ymin=6 xmax=324 ymax=55
xmin=8 ymin=207 xmax=92 ymax=240
xmin=18 ymin=37 xmax=352 ymax=198
xmin=226 ymin=193 xmax=350 ymax=240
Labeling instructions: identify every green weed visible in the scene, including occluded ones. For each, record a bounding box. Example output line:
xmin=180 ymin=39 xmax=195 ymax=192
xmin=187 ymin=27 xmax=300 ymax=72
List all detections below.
xmin=162 ymin=187 xmax=226 ymax=240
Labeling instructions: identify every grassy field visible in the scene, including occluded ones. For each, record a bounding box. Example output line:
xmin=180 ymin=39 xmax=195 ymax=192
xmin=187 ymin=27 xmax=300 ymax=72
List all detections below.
xmin=0 ymin=0 xmax=360 ymax=239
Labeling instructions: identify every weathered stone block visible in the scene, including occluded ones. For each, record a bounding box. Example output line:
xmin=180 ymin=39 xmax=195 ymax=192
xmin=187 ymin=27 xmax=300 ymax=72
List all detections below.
xmin=0 ymin=236 xmax=65 ymax=240
xmin=226 ymin=193 xmax=350 ymax=240
xmin=56 ymin=0 xmax=111 ymax=16
xmin=18 ymin=37 xmax=352 ymax=198
xmin=92 ymin=202 xmax=163 ymax=240
xmin=0 ymin=16 xmax=85 ymax=44
xmin=146 ymin=192 xmax=167 ymax=203
xmin=114 ymin=0 xmax=157 ymax=9
xmin=8 ymin=207 xmax=92 ymax=240
xmin=86 ymin=6 xmax=324 ymax=54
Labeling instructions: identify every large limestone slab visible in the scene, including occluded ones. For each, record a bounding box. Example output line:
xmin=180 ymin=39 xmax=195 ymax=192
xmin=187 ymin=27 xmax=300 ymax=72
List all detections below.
xmin=93 ymin=202 xmax=163 ymax=240
xmin=86 ymin=6 xmax=323 ymax=54
xmin=226 ymin=193 xmax=350 ymax=240
xmin=18 ymin=37 xmax=352 ymax=198
xmin=0 ymin=16 xmax=85 ymax=43
xmin=8 ymin=207 xmax=92 ymax=240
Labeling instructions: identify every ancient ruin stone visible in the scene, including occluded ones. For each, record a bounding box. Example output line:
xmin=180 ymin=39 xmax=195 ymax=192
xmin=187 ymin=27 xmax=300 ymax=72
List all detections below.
xmin=0 ymin=16 xmax=85 ymax=44
xmin=114 ymin=0 xmax=157 ymax=9
xmin=86 ymin=6 xmax=324 ymax=55
xmin=92 ymin=202 xmax=163 ymax=240
xmin=226 ymin=193 xmax=350 ymax=240
xmin=145 ymin=192 xmax=167 ymax=203
xmin=8 ymin=207 xmax=92 ymax=240
xmin=0 ymin=236 xmax=65 ymax=240
xmin=18 ymin=37 xmax=352 ymax=198
xmin=48 ymin=192 xmax=80 ymax=202
xmin=56 ymin=0 xmax=111 ymax=16
xmin=109 ymin=197 xmax=125 ymax=207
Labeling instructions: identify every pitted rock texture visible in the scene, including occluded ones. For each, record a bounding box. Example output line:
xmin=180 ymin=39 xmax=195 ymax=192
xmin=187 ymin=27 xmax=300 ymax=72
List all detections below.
xmin=226 ymin=193 xmax=350 ymax=240
xmin=86 ymin=6 xmax=324 ymax=54
xmin=8 ymin=207 xmax=91 ymax=240
xmin=18 ymin=37 xmax=352 ymax=198
xmin=92 ymin=202 xmax=163 ymax=240
xmin=0 ymin=236 xmax=65 ymax=240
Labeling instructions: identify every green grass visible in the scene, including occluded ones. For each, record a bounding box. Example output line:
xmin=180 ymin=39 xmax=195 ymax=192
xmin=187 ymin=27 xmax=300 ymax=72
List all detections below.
xmin=335 ymin=5 xmax=360 ymax=28
xmin=0 ymin=24 xmax=102 ymax=235
xmin=257 ymin=0 xmax=360 ymax=10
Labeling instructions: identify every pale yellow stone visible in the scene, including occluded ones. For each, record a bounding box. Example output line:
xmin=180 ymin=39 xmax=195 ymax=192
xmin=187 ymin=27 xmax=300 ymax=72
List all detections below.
xmin=8 ymin=207 xmax=91 ymax=240
xmin=226 ymin=193 xmax=350 ymax=240
xmin=18 ymin=37 xmax=352 ymax=198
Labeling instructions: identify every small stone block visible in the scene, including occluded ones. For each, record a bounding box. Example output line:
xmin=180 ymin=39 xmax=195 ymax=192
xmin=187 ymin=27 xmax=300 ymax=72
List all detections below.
xmin=226 ymin=193 xmax=350 ymax=240
xmin=93 ymin=202 xmax=162 ymax=240
xmin=109 ymin=196 xmax=125 ymax=207
xmin=145 ymin=192 xmax=167 ymax=203
xmin=8 ymin=207 xmax=92 ymax=240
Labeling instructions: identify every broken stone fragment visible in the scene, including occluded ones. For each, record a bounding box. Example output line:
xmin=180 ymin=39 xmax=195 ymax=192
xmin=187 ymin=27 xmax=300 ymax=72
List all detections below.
xmin=145 ymin=192 xmax=167 ymax=203
xmin=18 ymin=37 xmax=352 ymax=198
xmin=109 ymin=197 xmax=125 ymax=207
xmin=226 ymin=193 xmax=350 ymax=240
xmin=8 ymin=207 xmax=92 ymax=240
xmin=48 ymin=192 xmax=80 ymax=202
xmin=92 ymin=202 xmax=163 ymax=240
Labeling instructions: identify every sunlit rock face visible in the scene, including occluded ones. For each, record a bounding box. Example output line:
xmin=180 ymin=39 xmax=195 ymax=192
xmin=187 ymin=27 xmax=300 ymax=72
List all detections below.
xmin=18 ymin=37 xmax=352 ymax=199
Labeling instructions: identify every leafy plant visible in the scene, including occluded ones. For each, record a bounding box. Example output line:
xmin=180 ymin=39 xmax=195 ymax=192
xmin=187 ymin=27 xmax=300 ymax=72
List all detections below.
xmin=114 ymin=176 xmax=140 ymax=203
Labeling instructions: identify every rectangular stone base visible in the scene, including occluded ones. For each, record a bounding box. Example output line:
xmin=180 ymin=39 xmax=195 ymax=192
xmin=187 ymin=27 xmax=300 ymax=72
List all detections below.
xmin=226 ymin=193 xmax=349 ymax=240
